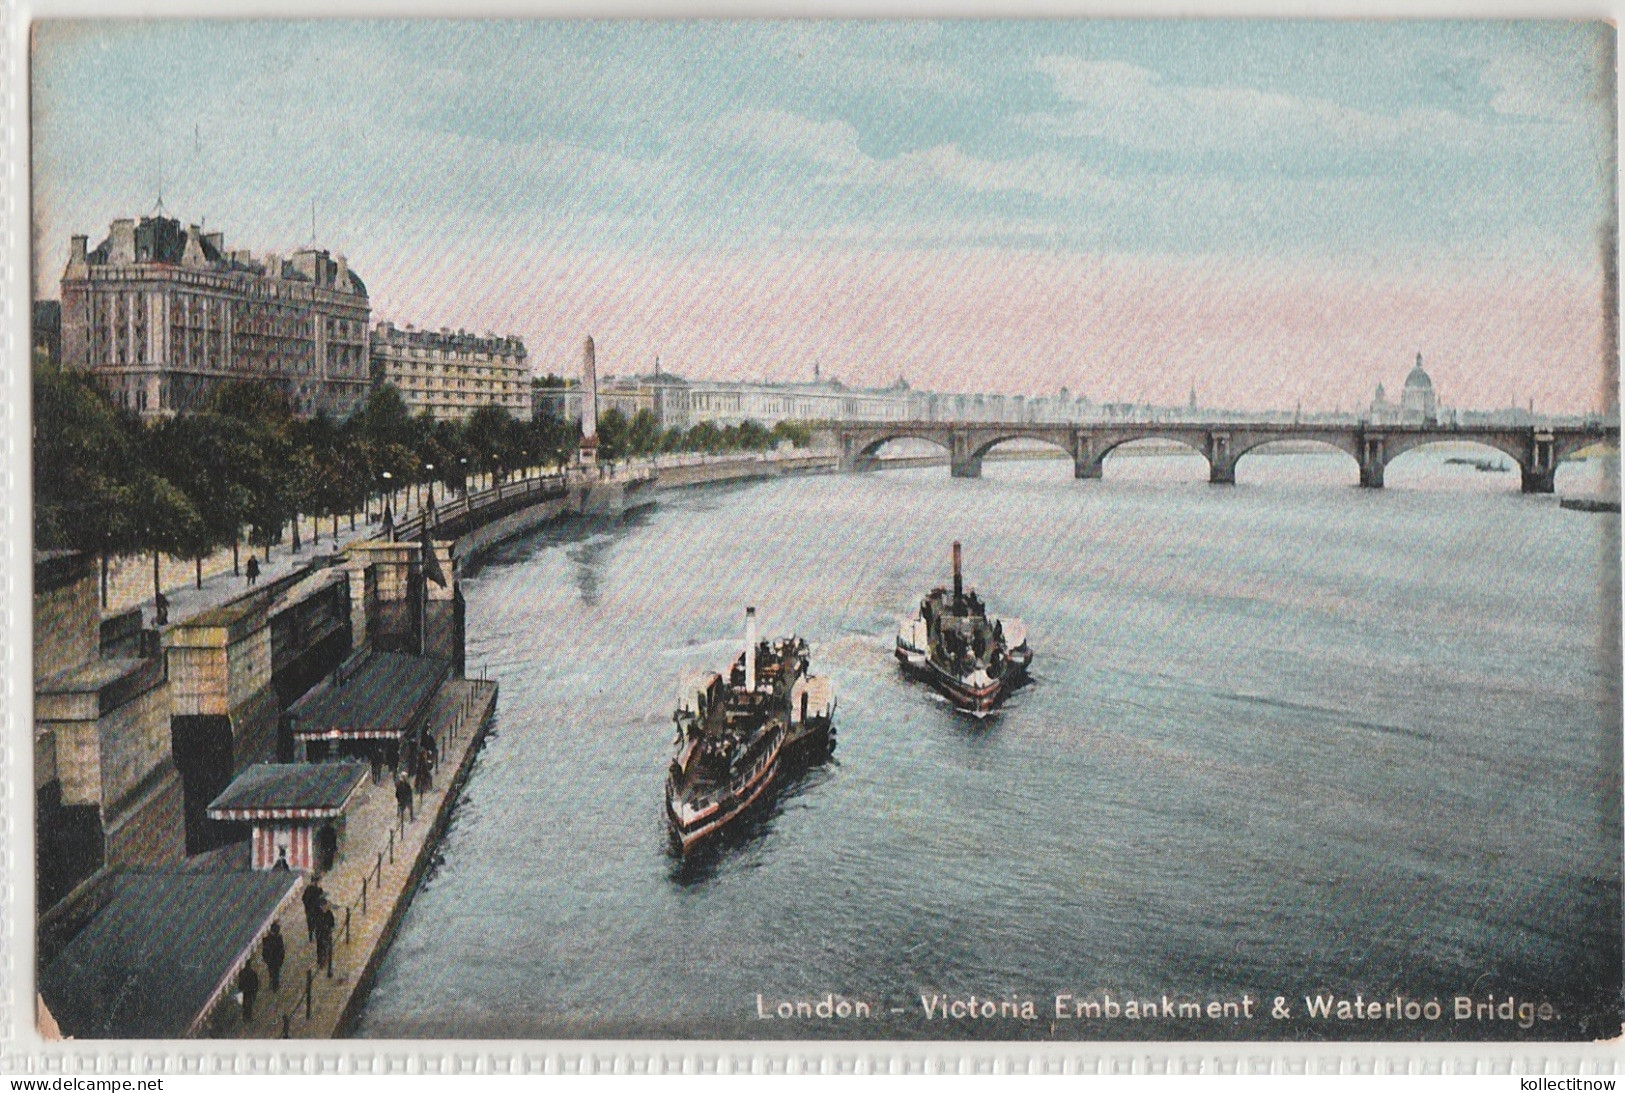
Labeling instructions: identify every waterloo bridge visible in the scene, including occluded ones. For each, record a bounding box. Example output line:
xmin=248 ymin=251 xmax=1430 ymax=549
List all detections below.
xmin=823 ymin=420 xmax=1620 ymax=494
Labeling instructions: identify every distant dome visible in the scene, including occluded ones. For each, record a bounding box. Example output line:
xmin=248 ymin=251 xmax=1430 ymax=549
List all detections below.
xmin=1405 ymin=353 xmax=1433 ymax=391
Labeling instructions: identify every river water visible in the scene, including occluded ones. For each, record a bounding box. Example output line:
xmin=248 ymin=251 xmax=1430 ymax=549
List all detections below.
xmin=356 ymin=449 xmax=1620 ymax=1041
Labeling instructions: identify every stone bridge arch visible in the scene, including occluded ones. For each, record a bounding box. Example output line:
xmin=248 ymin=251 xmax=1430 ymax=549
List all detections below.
xmin=1229 ymin=433 xmax=1364 ymax=483
xmin=837 ymin=426 xmax=953 ymax=472
xmin=1081 ymin=431 xmax=1215 ymax=481
xmin=960 ymin=430 xmax=1081 ymax=478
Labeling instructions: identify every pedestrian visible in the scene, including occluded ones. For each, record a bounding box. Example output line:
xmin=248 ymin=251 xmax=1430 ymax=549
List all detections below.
xmin=261 ymin=922 xmax=286 ymax=992
xmin=415 ymin=747 xmax=433 ymax=799
xmin=423 ymin=733 xmax=438 ymax=770
xmin=316 ymin=823 xmax=337 ymax=873
xmin=395 ymin=772 xmax=414 ymax=824
xmin=246 ymin=555 xmax=261 ymax=587
xmin=238 ymin=958 xmax=260 ymax=1022
xmin=302 ymin=878 xmax=325 ymax=942
xmin=315 ymin=901 xmax=337 ymax=978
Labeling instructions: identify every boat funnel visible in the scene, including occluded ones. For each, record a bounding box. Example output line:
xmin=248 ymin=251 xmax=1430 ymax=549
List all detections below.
xmin=952 ymin=541 xmax=963 ymax=609
xmin=744 ymin=607 xmax=758 ymax=692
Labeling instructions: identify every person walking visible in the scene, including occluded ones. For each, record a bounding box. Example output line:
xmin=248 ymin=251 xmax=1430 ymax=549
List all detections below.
xmin=302 ymin=878 xmax=325 ymax=942
xmin=246 ymin=555 xmax=261 ymax=587
xmin=238 ymin=958 xmax=261 ymax=1022
xmin=414 ymin=748 xmax=433 ymax=801
xmin=314 ymin=901 xmax=337 ymax=978
xmin=261 ymin=922 xmax=286 ymax=992
xmin=395 ymin=772 xmax=414 ymax=825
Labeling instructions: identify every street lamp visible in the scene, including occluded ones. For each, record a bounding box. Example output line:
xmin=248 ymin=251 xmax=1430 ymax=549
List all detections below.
xmin=424 ymin=463 xmax=435 ymax=509
xmin=459 ymin=457 xmax=469 ymax=500
xmin=380 ymin=471 xmax=394 ymax=535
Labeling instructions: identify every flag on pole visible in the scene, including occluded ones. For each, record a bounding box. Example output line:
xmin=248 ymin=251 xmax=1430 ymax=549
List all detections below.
xmin=420 ymin=527 xmax=448 ymax=587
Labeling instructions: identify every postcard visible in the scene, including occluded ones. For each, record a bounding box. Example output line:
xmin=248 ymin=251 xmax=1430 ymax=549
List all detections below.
xmin=11 ymin=8 xmax=1623 ymax=1074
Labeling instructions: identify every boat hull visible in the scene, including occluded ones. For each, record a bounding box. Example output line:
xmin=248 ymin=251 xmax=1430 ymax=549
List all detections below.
xmin=666 ymin=749 xmax=781 ymax=853
xmin=895 ymin=643 xmax=1029 ymax=717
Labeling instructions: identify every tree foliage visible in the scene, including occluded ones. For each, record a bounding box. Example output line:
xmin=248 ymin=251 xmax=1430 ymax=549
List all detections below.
xmin=35 ymin=367 xmax=818 ymax=579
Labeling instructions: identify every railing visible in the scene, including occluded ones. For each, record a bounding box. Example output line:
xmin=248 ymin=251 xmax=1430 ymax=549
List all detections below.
xmin=250 ymin=679 xmax=492 ymax=1037
xmin=389 ymin=450 xmax=828 ymax=543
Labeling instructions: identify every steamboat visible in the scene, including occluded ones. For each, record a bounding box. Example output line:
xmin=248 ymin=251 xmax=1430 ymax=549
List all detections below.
xmin=665 ymin=607 xmax=836 ymax=854
xmin=896 ymin=541 xmax=1031 ymax=717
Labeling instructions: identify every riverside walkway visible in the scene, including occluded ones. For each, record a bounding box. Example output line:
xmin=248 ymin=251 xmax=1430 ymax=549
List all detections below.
xmin=101 ymin=451 xmax=838 ymax=628
xmin=205 ymin=678 xmax=497 ymax=1039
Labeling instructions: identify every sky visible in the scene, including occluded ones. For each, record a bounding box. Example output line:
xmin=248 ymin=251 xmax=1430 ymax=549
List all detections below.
xmin=30 ymin=19 xmax=1617 ymax=412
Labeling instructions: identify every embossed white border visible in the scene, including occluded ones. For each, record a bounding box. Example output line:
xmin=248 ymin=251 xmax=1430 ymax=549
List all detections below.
xmin=1 ymin=0 xmax=1620 ymax=1081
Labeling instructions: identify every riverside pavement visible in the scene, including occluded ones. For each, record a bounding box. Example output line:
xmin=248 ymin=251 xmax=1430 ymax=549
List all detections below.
xmin=206 ymin=678 xmax=497 ymax=1039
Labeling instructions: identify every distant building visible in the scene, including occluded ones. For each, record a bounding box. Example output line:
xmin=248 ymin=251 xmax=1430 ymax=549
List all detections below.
xmin=1370 ymin=353 xmax=1439 ymax=425
xmin=59 ymin=214 xmax=371 ymax=417
xmin=370 ymin=322 xmax=529 ymax=421
xmin=532 ymin=378 xmax=582 ymax=423
xmin=1402 ymin=353 xmax=1438 ymax=424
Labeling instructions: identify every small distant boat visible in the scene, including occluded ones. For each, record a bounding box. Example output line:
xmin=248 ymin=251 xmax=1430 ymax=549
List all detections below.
xmin=665 ymin=608 xmax=836 ymax=854
xmin=1474 ymin=459 xmax=1510 ymax=473
xmin=896 ymin=542 xmax=1031 ymax=717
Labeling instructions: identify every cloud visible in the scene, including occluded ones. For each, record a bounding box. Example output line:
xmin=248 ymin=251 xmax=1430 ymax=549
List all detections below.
xmin=1480 ymin=44 xmax=1602 ymax=120
xmin=713 ymin=106 xmax=1121 ymax=204
xmin=714 ymin=109 xmax=868 ymax=171
xmin=1030 ymin=54 xmax=1498 ymax=158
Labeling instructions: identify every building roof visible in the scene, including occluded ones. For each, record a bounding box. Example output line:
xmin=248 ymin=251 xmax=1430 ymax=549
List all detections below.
xmin=287 ymin=651 xmax=448 ymax=740
xmin=1405 ymin=354 xmax=1433 ymax=390
xmin=39 ymin=869 xmax=301 ymax=1038
xmin=206 ymin=762 xmax=369 ymax=819
xmin=372 ymin=321 xmax=525 ymax=357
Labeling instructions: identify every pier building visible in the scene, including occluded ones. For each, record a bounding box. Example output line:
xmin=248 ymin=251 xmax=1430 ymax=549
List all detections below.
xmin=39 ymin=870 xmax=303 ymax=1038
xmin=58 ymin=213 xmax=371 ymax=417
xmin=206 ymin=761 xmax=370 ymax=872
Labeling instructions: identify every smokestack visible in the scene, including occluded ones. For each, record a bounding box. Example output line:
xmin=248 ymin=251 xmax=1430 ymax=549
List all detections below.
xmin=581 ymin=336 xmax=599 ymax=441
xmin=744 ymin=607 xmax=757 ymax=692
xmin=952 ymin=541 xmax=963 ymax=609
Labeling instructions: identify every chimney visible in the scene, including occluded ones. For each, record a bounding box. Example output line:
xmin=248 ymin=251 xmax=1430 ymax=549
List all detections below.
xmin=108 ymin=219 xmax=136 ymax=264
xmin=65 ymin=235 xmax=89 ymax=278
xmin=744 ymin=607 xmax=757 ymax=693
xmin=952 ymin=541 xmax=963 ymax=609
xmin=335 ymin=253 xmax=351 ymax=292
xmin=182 ymin=224 xmax=207 ymax=267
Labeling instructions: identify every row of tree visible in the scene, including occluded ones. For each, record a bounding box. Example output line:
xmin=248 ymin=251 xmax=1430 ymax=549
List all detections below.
xmin=35 ymin=365 xmax=810 ymax=606
xmin=594 ymin=407 xmax=811 ymax=461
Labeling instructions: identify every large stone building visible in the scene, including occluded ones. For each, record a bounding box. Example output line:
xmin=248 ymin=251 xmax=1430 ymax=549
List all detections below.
xmin=1370 ymin=353 xmax=1441 ymax=425
xmin=59 ymin=214 xmax=372 ymax=417
xmin=371 ymin=322 xmax=530 ymax=421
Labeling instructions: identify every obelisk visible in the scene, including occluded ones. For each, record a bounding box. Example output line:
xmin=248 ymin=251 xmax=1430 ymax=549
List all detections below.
xmin=579 ymin=335 xmax=599 ymax=466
